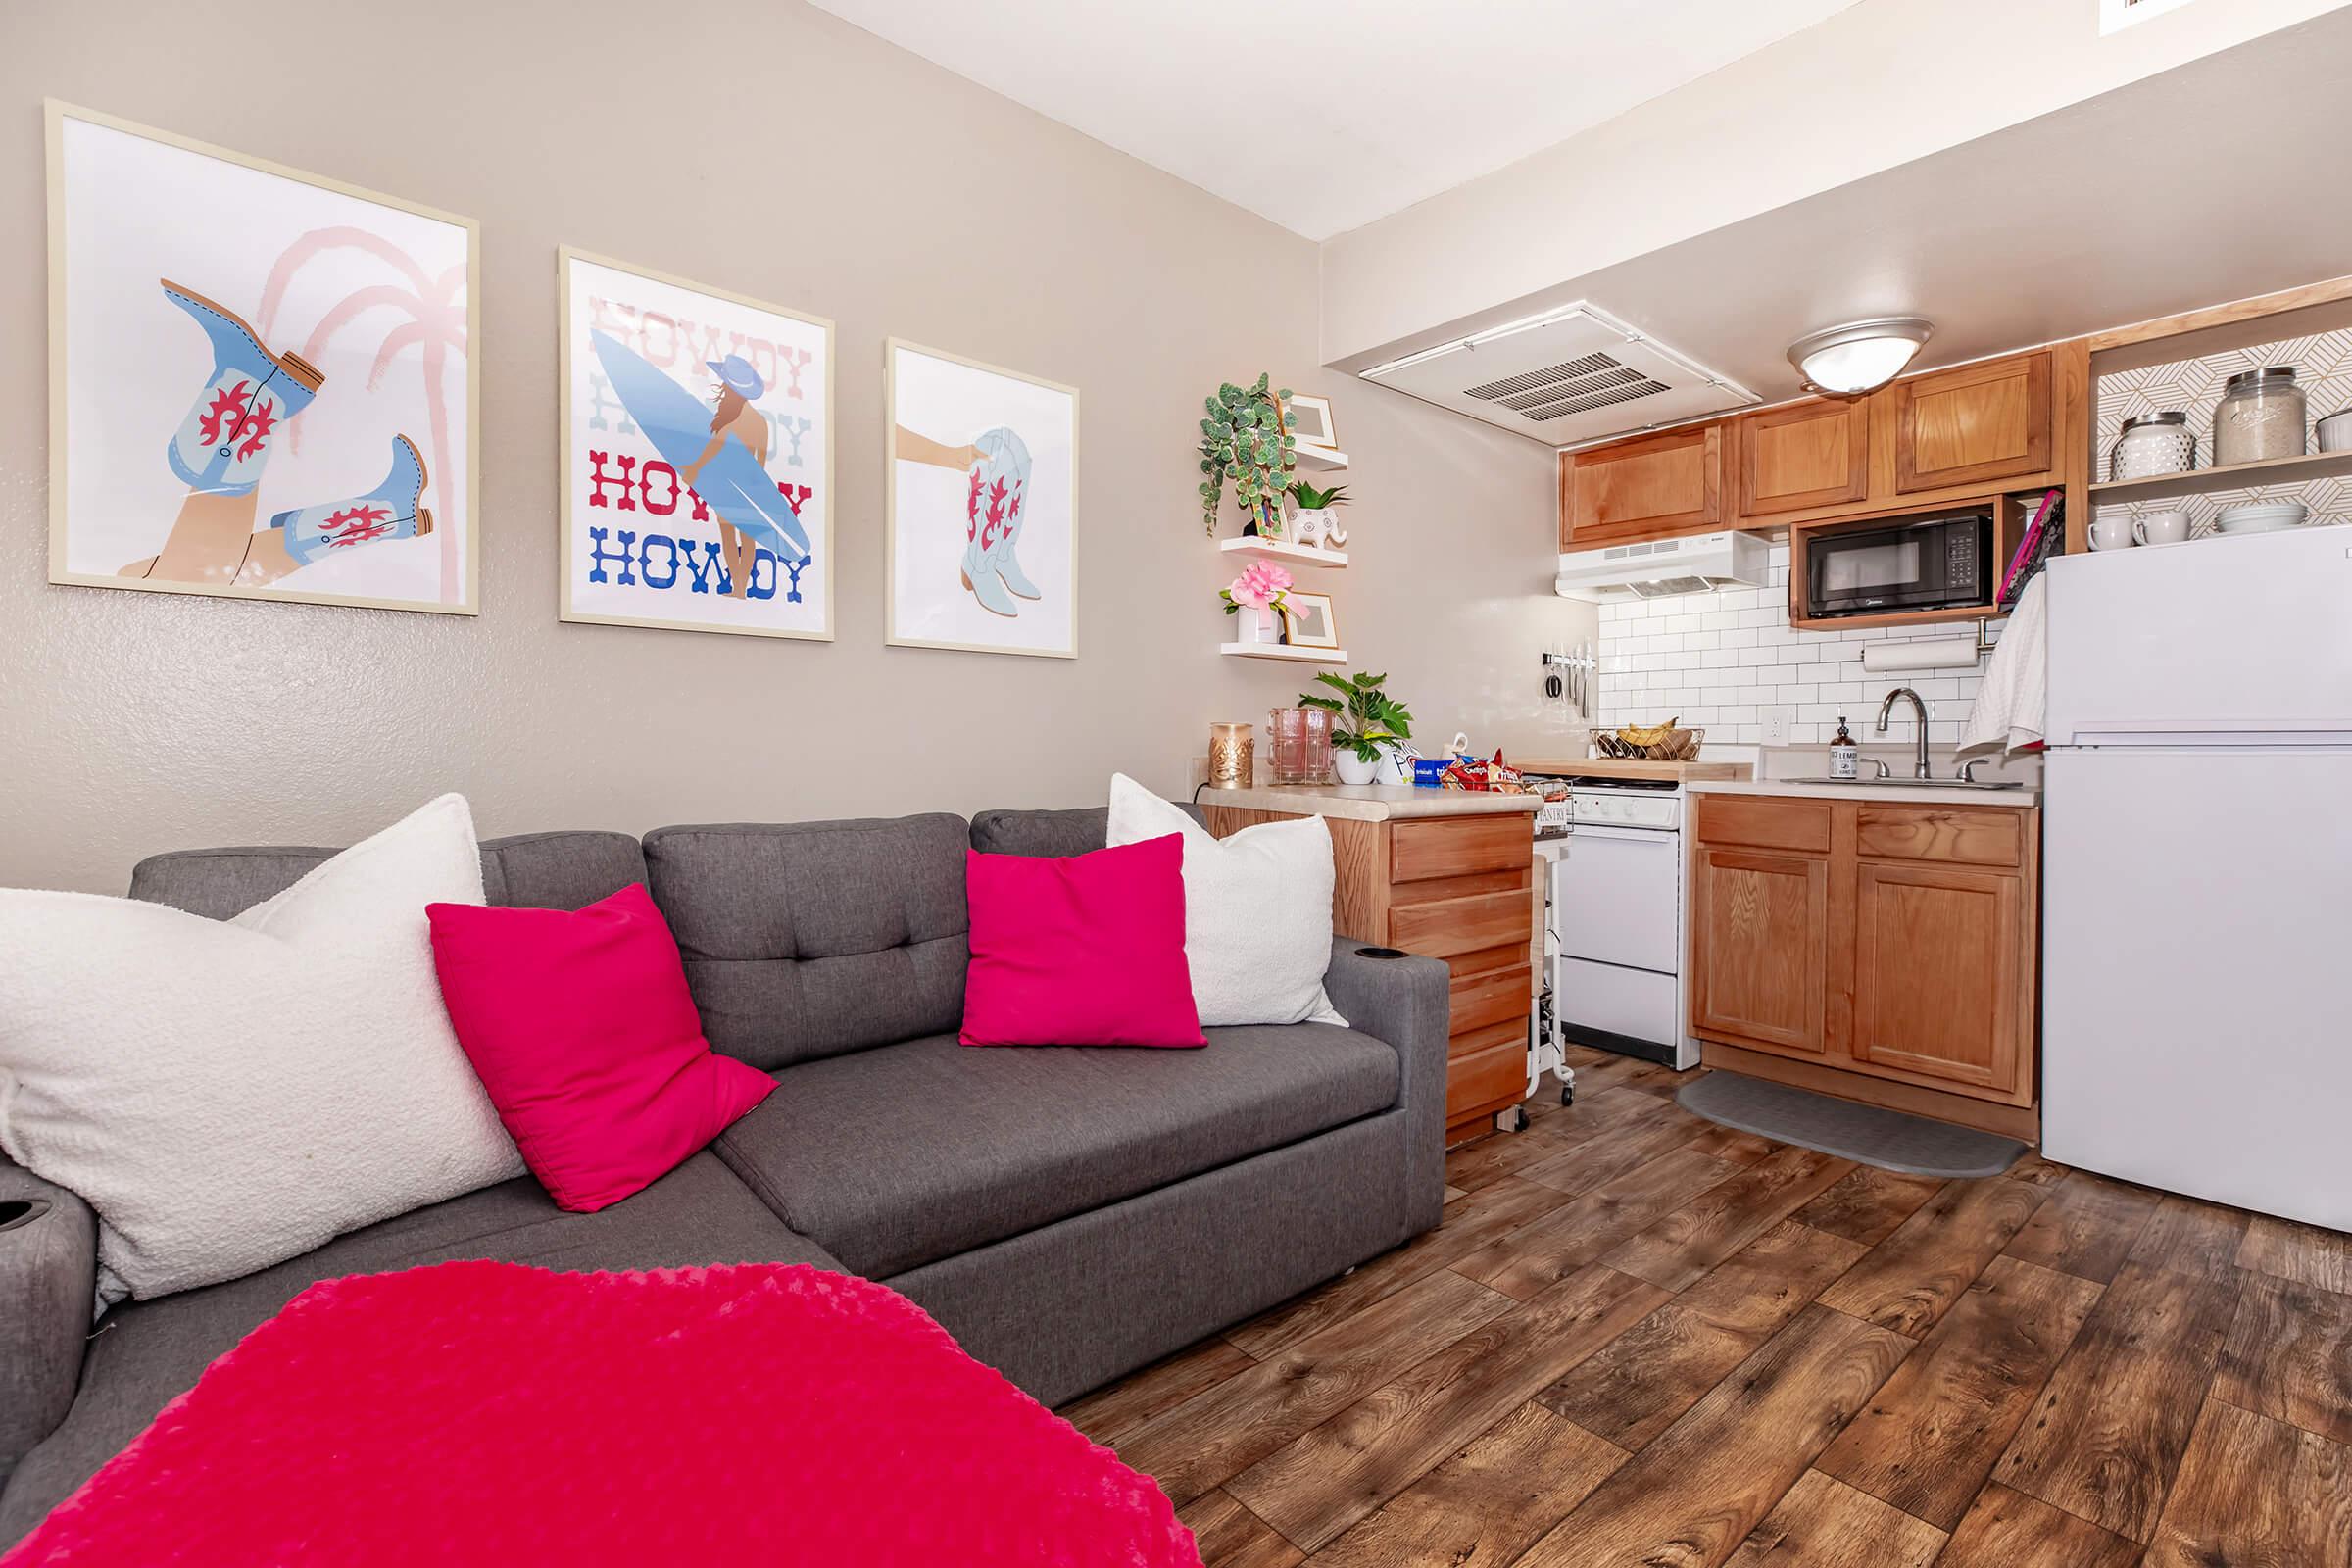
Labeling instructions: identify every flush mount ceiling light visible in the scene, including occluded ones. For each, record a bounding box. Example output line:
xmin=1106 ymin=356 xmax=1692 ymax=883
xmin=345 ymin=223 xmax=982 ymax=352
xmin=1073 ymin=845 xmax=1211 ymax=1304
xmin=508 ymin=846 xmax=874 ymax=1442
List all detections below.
xmin=1787 ymin=318 xmax=1934 ymax=396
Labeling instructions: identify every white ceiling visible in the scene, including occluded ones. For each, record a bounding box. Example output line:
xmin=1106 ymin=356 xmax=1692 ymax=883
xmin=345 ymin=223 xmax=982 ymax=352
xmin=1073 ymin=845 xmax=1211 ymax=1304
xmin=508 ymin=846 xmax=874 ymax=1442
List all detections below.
xmin=1332 ymin=4 xmax=2352 ymax=436
xmin=804 ymin=0 xmax=1861 ymax=240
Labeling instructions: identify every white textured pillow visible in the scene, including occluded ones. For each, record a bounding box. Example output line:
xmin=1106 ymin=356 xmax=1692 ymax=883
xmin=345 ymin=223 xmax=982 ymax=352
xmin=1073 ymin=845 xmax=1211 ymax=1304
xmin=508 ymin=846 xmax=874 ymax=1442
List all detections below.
xmin=0 ymin=794 xmax=523 ymax=1307
xmin=1107 ymin=774 xmax=1346 ymax=1029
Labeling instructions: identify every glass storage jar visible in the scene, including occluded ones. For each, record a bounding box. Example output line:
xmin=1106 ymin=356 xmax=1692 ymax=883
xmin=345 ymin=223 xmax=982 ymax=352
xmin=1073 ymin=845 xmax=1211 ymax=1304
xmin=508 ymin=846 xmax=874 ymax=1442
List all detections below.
xmin=2212 ymin=367 xmax=2306 ymax=467
xmin=2110 ymin=411 xmax=2196 ymax=480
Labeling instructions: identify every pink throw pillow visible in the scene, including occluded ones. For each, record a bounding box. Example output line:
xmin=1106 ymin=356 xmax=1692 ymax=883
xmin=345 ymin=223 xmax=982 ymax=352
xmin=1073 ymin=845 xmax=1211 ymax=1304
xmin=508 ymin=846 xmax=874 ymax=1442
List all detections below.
xmin=426 ymin=883 xmax=774 ymax=1212
xmin=961 ymin=835 xmax=1204 ymax=1048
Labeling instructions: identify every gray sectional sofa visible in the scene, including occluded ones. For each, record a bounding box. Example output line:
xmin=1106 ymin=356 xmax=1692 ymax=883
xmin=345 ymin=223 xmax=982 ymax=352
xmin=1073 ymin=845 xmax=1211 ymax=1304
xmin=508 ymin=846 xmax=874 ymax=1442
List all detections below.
xmin=0 ymin=806 xmax=1449 ymax=1543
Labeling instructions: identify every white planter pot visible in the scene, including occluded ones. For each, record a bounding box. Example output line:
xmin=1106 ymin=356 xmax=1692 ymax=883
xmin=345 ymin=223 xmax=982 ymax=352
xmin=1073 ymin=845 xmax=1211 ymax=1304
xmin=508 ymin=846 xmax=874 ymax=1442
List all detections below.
xmin=1292 ymin=509 xmax=1330 ymax=548
xmin=1235 ymin=606 xmax=1279 ymax=643
xmin=1333 ymin=750 xmax=1379 ymax=785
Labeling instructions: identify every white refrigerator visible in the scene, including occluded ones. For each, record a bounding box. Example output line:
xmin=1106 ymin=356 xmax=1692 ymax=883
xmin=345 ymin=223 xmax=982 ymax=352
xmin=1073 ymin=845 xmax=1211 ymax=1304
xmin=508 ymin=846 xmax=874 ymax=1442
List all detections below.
xmin=2042 ymin=527 xmax=2352 ymax=1231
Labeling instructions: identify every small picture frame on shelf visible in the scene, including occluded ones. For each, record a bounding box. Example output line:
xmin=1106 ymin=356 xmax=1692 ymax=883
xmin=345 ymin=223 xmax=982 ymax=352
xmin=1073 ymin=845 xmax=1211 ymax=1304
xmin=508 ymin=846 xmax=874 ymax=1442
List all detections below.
xmin=1280 ymin=591 xmax=1340 ymax=649
xmin=1282 ymin=393 xmax=1339 ymax=451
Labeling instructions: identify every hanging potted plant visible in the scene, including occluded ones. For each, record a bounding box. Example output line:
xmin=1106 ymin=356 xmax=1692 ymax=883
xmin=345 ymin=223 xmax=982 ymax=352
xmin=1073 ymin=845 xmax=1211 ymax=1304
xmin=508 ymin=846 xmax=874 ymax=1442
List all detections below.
xmin=1285 ymin=479 xmax=1351 ymax=550
xmin=1220 ymin=561 xmax=1294 ymax=644
xmin=1298 ymin=670 xmax=1414 ymax=785
xmin=1198 ymin=373 xmax=1298 ymax=537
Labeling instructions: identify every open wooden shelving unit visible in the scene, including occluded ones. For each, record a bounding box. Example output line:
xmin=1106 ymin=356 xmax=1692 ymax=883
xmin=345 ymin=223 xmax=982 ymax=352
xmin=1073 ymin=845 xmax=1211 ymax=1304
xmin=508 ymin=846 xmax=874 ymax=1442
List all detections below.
xmin=2082 ymin=273 xmax=2352 ymax=544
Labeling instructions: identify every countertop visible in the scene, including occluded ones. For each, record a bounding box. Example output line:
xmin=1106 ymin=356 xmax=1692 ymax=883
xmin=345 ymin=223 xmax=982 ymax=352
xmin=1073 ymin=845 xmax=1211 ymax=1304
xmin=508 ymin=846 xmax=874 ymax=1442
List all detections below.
xmin=1200 ymin=784 xmax=1544 ymax=822
xmin=1689 ymin=779 xmax=2041 ymax=807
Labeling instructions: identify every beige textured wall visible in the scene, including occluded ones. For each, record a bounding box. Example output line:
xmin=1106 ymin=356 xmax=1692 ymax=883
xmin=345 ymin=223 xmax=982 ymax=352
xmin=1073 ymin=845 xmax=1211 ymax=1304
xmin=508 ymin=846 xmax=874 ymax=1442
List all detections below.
xmin=0 ymin=0 xmax=1576 ymax=894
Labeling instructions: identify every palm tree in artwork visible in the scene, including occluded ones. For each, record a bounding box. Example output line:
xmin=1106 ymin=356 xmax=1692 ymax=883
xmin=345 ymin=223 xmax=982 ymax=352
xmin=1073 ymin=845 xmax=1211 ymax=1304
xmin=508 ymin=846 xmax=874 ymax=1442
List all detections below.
xmin=257 ymin=228 xmax=467 ymax=602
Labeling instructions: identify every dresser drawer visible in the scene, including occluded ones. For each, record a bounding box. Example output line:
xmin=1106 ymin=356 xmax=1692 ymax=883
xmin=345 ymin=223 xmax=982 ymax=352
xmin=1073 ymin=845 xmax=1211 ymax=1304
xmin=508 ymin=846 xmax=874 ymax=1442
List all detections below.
xmin=1450 ymin=964 xmax=1533 ymax=1037
xmin=1855 ymin=807 xmax=2024 ymax=867
xmin=1391 ymin=889 xmax=1534 ymax=960
xmin=1391 ymin=814 xmax=1533 ymax=884
xmin=1446 ymin=1029 xmax=1529 ymax=1123
xmin=1695 ymin=794 xmax=1833 ymax=854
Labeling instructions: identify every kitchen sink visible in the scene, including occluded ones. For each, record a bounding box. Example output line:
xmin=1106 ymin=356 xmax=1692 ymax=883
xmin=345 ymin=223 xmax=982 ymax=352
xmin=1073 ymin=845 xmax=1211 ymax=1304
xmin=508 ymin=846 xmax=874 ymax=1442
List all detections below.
xmin=1779 ymin=776 xmax=2028 ymax=791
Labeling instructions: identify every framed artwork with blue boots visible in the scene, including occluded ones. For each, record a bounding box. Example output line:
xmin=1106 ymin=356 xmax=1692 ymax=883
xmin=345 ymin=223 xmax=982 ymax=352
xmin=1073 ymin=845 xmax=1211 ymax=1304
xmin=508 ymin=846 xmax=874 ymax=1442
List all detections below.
xmin=885 ymin=339 xmax=1078 ymax=660
xmin=44 ymin=101 xmax=479 ymax=615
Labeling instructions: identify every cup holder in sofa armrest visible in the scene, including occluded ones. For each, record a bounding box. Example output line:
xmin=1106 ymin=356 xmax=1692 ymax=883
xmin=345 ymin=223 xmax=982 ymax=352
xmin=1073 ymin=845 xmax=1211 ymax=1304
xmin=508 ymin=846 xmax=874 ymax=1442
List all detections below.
xmin=0 ymin=1198 xmax=51 ymax=1234
xmin=1353 ymin=946 xmax=1409 ymax=960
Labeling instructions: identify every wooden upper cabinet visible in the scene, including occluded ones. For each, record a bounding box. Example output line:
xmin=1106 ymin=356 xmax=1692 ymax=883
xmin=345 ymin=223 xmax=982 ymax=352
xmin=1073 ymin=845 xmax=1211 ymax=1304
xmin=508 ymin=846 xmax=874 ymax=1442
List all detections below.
xmin=1850 ymin=862 xmax=2025 ymax=1095
xmin=1889 ymin=351 xmax=2053 ymax=494
xmin=1735 ymin=398 xmax=1870 ymax=518
xmin=1560 ymin=424 xmax=1721 ymax=546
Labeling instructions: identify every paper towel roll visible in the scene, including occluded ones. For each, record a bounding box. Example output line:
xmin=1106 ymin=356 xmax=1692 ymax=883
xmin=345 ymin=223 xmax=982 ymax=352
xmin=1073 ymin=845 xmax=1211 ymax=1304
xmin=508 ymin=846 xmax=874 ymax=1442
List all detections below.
xmin=1860 ymin=637 xmax=1980 ymax=673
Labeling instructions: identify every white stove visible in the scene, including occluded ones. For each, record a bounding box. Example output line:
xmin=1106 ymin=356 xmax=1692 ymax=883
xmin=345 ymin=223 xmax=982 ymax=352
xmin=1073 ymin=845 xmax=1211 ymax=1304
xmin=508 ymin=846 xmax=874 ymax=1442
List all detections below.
xmin=1531 ymin=775 xmax=1699 ymax=1073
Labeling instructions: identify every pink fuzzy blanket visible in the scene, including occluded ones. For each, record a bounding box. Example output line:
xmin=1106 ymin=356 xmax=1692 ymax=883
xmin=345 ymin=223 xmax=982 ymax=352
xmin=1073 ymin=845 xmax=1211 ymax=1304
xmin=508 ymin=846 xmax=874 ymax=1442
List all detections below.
xmin=5 ymin=1261 xmax=1201 ymax=1567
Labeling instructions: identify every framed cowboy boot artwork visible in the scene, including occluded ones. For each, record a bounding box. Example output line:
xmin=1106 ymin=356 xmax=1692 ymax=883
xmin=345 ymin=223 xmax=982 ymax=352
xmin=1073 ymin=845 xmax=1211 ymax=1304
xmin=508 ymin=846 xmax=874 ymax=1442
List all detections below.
xmin=885 ymin=340 xmax=1077 ymax=660
xmin=46 ymin=102 xmax=478 ymax=614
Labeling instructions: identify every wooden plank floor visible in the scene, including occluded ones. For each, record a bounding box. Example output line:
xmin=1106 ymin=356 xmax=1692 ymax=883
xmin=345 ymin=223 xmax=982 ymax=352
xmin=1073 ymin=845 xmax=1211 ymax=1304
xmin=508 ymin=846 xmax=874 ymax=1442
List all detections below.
xmin=1061 ymin=1047 xmax=2352 ymax=1567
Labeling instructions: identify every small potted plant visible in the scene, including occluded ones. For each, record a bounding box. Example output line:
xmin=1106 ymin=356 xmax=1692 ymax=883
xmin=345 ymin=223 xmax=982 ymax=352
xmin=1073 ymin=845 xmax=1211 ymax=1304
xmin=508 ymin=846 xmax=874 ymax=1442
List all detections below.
xmin=1220 ymin=561 xmax=1294 ymax=644
xmin=1286 ymin=480 xmax=1351 ymax=550
xmin=1298 ymin=670 xmax=1413 ymax=785
xmin=1198 ymin=374 xmax=1298 ymax=537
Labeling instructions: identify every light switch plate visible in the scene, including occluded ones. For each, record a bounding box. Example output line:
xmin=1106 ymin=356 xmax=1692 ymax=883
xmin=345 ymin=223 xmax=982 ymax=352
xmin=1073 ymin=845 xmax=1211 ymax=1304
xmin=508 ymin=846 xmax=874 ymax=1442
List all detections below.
xmin=1763 ymin=705 xmax=1795 ymax=746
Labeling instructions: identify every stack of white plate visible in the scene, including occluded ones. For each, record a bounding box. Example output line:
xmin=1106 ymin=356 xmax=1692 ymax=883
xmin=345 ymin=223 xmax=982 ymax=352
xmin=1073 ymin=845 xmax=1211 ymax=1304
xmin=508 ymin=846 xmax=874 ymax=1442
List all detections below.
xmin=2215 ymin=500 xmax=2309 ymax=534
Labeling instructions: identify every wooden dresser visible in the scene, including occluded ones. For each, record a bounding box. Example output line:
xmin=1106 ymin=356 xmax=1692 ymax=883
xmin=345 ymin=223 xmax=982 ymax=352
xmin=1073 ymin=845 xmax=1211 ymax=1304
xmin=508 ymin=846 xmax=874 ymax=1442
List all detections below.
xmin=1200 ymin=786 xmax=1543 ymax=1144
xmin=1687 ymin=783 xmax=2042 ymax=1140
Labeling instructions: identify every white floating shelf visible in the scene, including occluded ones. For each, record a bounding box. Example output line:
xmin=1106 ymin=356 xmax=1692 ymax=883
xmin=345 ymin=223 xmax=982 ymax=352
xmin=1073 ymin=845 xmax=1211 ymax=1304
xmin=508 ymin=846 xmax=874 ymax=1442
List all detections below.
xmin=1217 ymin=537 xmax=1349 ymax=568
xmin=1293 ymin=446 xmax=1348 ymax=470
xmin=1219 ymin=642 xmax=1349 ymax=664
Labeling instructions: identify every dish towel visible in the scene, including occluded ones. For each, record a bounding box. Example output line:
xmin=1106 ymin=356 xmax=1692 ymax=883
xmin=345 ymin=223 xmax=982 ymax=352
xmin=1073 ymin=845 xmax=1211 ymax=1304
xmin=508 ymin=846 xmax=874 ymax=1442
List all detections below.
xmin=1959 ymin=573 xmax=2048 ymax=756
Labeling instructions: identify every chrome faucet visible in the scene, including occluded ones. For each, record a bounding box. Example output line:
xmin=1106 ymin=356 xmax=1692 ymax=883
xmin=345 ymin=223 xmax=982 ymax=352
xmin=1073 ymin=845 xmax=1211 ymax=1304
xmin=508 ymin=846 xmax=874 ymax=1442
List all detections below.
xmin=1876 ymin=687 xmax=1934 ymax=779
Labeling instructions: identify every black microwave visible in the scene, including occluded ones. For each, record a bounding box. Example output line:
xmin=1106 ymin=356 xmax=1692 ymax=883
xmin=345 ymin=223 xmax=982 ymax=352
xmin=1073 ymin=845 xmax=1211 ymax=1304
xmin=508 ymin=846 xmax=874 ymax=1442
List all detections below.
xmin=1803 ymin=509 xmax=1994 ymax=619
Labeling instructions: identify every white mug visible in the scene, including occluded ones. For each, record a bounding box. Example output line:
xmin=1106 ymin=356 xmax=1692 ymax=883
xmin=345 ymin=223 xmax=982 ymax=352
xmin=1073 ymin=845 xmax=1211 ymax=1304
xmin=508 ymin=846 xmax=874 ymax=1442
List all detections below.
xmin=2089 ymin=516 xmax=2136 ymax=551
xmin=2132 ymin=509 xmax=2191 ymax=546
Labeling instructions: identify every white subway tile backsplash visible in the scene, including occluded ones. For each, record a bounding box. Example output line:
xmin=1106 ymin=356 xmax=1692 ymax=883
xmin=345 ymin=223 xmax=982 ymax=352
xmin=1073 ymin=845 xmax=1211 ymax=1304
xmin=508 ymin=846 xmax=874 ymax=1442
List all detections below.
xmin=1593 ymin=545 xmax=1984 ymax=741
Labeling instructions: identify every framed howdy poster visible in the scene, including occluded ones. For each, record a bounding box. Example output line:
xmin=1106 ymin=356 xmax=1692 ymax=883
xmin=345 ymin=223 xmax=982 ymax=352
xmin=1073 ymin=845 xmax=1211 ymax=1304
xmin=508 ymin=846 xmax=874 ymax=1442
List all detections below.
xmin=559 ymin=250 xmax=833 ymax=640
xmin=885 ymin=340 xmax=1078 ymax=659
xmin=45 ymin=101 xmax=479 ymax=613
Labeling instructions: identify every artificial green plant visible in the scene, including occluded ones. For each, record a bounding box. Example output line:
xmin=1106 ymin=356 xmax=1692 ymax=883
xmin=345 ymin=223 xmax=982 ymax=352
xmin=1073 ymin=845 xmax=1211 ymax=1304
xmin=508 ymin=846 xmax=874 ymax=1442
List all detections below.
xmin=1198 ymin=373 xmax=1298 ymax=536
xmin=1298 ymin=670 xmax=1414 ymax=763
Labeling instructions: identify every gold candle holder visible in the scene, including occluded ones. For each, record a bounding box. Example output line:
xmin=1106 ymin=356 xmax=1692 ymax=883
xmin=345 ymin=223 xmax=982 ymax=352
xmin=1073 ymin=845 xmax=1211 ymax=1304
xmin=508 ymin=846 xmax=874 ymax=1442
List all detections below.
xmin=1207 ymin=721 xmax=1254 ymax=789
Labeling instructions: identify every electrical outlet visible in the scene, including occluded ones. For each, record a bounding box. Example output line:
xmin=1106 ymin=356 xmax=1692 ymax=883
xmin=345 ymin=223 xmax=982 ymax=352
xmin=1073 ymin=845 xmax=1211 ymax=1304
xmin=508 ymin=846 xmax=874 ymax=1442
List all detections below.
xmin=1763 ymin=706 xmax=1795 ymax=746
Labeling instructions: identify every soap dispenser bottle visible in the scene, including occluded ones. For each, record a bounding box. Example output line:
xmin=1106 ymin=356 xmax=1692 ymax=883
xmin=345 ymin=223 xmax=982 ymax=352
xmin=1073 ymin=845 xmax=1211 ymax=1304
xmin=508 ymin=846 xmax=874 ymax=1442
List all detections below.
xmin=1830 ymin=717 xmax=1859 ymax=780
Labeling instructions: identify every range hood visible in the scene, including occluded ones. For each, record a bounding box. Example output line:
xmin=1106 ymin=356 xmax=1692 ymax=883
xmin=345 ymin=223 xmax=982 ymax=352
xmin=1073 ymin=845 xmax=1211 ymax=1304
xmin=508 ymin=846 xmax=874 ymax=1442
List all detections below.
xmin=1360 ymin=301 xmax=1754 ymax=446
xmin=1555 ymin=530 xmax=1770 ymax=603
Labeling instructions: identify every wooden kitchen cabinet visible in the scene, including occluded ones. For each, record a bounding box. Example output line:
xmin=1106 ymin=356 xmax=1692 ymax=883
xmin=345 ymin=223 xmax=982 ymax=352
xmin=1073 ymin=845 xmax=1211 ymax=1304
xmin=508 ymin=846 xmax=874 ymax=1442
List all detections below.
xmin=1691 ymin=846 xmax=1829 ymax=1055
xmin=1690 ymin=791 xmax=2041 ymax=1138
xmin=1201 ymin=797 xmax=1542 ymax=1145
xmin=1558 ymin=423 xmax=1722 ymax=547
xmin=1889 ymin=351 xmax=2053 ymax=494
xmin=1851 ymin=862 xmax=2024 ymax=1093
xmin=1733 ymin=397 xmax=1870 ymax=516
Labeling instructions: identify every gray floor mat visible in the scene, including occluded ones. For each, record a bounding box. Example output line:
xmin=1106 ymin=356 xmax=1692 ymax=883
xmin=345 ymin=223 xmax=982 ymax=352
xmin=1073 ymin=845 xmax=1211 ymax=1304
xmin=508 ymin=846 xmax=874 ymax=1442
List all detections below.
xmin=1677 ymin=1072 xmax=2025 ymax=1179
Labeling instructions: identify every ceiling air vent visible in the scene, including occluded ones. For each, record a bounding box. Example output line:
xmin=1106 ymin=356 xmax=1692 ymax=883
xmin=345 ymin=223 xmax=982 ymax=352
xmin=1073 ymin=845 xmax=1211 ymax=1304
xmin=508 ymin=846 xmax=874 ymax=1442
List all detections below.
xmin=1360 ymin=302 xmax=1754 ymax=448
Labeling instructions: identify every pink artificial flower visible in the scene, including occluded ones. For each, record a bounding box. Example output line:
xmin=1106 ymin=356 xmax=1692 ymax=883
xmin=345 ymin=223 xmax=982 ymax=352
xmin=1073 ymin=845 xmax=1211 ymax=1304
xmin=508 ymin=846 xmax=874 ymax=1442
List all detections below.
xmin=1226 ymin=561 xmax=1294 ymax=611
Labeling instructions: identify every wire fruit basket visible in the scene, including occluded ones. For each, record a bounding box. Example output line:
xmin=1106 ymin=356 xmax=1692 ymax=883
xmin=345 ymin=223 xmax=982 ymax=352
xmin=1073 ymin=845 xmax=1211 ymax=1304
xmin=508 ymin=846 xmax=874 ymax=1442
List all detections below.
xmin=1590 ymin=723 xmax=1704 ymax=761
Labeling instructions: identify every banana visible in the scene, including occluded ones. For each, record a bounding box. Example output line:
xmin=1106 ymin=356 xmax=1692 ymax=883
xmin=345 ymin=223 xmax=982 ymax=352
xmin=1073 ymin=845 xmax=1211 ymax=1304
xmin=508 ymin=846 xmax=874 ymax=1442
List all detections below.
xmin=1616 ymin=718 xmax=1680 ymax=748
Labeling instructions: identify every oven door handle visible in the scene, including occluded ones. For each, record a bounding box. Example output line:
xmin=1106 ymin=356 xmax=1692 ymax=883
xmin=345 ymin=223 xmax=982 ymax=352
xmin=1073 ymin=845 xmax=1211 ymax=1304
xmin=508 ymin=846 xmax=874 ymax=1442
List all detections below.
xmin=1563 ymin=823 xmax=1679 ymax=844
